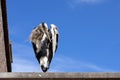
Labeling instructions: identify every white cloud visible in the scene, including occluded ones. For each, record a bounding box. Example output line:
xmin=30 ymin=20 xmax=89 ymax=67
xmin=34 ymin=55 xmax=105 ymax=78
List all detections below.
xmin=49 ymin=55 xmax=114 ymax=72
xmin=77 ymin=0 xmax=103 ymax=4
xmin=68 ymin=0 xmax=106 ymax=9
xmin=12 ymin=57 xmax=41 ymax=72
xmin=11 ymin=42 xmax=41 ymax=72
xmin=11 ymin=42 xmax=114 ymax=72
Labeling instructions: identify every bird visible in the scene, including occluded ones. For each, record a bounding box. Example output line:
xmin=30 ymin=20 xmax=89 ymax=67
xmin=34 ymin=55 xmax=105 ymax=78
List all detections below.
xmin=29 ymin=22 xmax=59 ymax=72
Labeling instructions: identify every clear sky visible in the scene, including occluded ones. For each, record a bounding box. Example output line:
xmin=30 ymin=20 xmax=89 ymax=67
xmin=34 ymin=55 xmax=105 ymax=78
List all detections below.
xmin=7 ymin=0 xmax=120 ymax=72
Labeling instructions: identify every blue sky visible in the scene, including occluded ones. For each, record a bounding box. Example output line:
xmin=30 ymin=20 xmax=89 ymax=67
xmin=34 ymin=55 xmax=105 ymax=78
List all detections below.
xmin=6 ymin=0 xmax=120 ymax=72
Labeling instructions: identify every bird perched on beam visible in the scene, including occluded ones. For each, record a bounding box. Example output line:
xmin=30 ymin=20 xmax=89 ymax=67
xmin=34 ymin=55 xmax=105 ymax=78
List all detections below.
xmin=29 ymin=22 xmax=59 ymax=72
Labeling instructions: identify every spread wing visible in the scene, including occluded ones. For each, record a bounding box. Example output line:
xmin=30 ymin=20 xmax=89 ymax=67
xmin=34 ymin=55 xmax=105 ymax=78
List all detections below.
xmin=49 ymin=24 xmax=59 ymax=56
xmin=29 ymin=23 xmax=49 ymax=61
xmin=30 ymin=22 xmax=59 ymax=72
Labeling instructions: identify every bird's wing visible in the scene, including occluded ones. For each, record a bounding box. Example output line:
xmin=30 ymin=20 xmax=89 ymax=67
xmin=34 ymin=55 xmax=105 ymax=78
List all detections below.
xmin=29 ymin=23 xmax=48 ymax=55
xmin=49 ymin=24 xmax=59 ymax=55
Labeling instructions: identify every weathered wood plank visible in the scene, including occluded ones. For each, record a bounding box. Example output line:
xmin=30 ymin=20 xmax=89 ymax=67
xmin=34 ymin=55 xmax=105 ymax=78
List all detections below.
xmin=0 ymin=72 xmax=120 ymax=79
xmin=0 ymin=0 xmax=12 ymax=72
xmin=0 ymin=0 xmax=8 ymax=72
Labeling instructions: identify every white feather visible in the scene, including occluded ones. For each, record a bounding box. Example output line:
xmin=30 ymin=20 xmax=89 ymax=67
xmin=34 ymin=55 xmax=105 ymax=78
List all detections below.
xmin=50 ymin=24 xmax=59 ymax=56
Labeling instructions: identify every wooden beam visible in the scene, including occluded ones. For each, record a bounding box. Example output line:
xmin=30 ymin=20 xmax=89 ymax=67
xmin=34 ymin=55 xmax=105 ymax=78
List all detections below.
xmin=1 ymin=0 xmax=12 ymax=72
xmin=0 ymin=0 xmax=8 ymax=72
xmin=0 ymin=0 xmax=12 ymax=72
xmin=0 ymin=72 xmax=120 ymax=79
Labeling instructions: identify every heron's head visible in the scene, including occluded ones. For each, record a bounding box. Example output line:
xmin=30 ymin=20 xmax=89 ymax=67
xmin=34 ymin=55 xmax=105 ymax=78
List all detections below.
xmin=40 ymin=56 xmax=49 ymax=72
